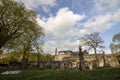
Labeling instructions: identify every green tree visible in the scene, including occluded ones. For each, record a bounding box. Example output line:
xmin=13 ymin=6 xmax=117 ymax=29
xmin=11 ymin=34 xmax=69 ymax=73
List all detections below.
xmin=0 ymin=0 xmax=44 ymax=70
xmin=0 ymin=0 xmax=44 ymax=49
xmin=110 ymin=32 xmax=120 ymax=53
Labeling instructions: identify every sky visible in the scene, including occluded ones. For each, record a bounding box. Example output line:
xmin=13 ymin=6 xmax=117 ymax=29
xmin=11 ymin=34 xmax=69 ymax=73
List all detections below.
xmin=18 ymin=0 xmax=120 ymax=54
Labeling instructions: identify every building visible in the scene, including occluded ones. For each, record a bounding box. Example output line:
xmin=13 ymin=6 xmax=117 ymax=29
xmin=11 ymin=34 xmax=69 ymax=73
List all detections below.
xmin=55 ymin=50 xmax=120 ymax=70
xmin=55 ymin=50 xmax=72 ymax=61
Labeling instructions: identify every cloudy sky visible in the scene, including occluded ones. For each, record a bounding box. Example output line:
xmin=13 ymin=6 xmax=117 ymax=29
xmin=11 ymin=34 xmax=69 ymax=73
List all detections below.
xmin=19 ymin=0 xmax=120 ymax=54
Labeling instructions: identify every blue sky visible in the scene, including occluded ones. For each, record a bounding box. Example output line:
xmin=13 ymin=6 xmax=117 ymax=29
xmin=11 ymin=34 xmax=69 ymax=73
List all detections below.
xmin=19 ymin=0 xmax=120 ymax=54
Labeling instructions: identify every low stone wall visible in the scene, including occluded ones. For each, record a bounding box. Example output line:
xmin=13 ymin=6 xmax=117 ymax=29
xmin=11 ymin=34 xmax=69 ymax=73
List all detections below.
xmin=37 ymin=56 xmax=120 ymax=70
xmin=37 ymin=61 xmax=97 ymax=70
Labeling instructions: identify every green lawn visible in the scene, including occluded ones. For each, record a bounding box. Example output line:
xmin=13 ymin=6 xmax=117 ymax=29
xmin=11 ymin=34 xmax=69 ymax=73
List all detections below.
xmin=0 ymin=67 xmax=120 ymax=80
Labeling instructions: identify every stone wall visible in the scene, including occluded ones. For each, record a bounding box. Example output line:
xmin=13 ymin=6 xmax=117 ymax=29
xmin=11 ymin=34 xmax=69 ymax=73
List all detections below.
xmin=33 ymin=51 xmax=120 ymax=70
xmin=54 ymin=51 xmax=120 ymax=70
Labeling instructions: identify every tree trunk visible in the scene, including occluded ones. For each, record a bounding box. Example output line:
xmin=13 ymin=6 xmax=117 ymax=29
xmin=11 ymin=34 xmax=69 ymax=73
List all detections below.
xmin=94 ymin=48 xmax=97 ymax=54
xmin=37 ymin=52 xmax=40 ymax=68
xmin=0 ymin=46 xmax=2 ymax=49
xmin=35 ymin=43 xmax=41 ymax=69
xmin=94 ymin=48 xmax=97 ymax=59
xmin=93 ymin=48 xmax=99 ymax=68
xmin=22 ymin=49 xmax=27 ymax=71
xmin=21 ymin=44 xmax=29 ymax=71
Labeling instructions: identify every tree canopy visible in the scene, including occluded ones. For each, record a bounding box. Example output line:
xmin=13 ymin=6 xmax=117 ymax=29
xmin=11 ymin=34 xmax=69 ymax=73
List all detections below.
xmin=110 ymin=32 xmax=120 ymax=53
xmin=0 ymin=0 xmax=44 ymax=49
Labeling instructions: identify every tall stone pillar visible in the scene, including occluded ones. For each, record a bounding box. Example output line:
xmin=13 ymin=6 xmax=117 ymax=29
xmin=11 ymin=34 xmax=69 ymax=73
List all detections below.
xmin=78 ymin=46 xmax=86 ymax=71
xmin=102 ymin=51 xmax=106 ymax=67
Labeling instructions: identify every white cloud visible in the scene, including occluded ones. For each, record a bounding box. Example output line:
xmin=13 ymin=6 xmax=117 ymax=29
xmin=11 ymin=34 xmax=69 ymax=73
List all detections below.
xmin=45 ymin=7 xmax=85 ymax=33
xmin=84 ymin=13 xmax=113 ymax=32
xmin=113 ymin=9 xmax=120 ymax=22
xmin=36 ymin=7 xmax=86 ymax=53
xmin=83 ymin=8 xmax=120 ymax=33
xmin=93 ymin=0 xmax=120 ymax=11
xmin=34 ymin=1 xmax=120 ymax=54
xmin=37 ymin=7 xmax=85 ymax=37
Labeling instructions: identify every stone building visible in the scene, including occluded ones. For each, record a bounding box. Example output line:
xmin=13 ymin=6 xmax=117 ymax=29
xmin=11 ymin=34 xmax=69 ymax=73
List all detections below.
xmin=54 ymin=50 xmax=120 ymax=70
xmin=55 ymin=50 xmax=72 ymax=61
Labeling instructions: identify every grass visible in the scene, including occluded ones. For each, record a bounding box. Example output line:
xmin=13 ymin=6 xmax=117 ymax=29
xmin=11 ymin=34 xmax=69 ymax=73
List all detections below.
xmin=0 ymin=67 xmax=120 ymax=80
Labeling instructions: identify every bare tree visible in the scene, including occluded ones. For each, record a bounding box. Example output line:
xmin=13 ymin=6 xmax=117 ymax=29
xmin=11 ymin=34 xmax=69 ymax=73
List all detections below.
xmin=81 ymin=32 xmax=104 ymax=55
